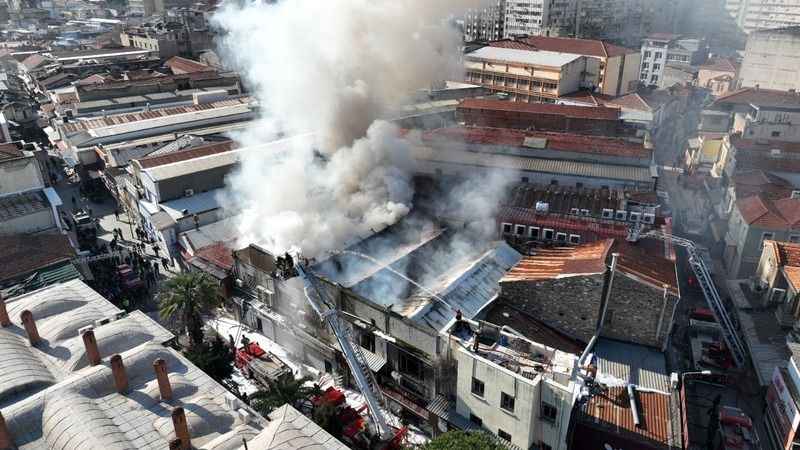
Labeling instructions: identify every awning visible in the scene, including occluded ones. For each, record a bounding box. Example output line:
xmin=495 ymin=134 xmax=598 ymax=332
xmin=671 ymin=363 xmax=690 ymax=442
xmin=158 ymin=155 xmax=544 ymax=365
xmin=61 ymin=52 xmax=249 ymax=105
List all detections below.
xmin=359 ymin=348 xmax=387 ymax=372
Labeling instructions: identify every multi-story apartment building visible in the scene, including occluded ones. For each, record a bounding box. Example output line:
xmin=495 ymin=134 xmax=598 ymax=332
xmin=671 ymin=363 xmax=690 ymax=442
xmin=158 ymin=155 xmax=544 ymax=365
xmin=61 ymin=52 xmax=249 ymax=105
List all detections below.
xmin=726 ymin=0 xmax=800 ymax=34
xmin=738 ymin=27 xmax=800 ymax=91
xmin=446 ymin=317 xmax=577 ymax=450
xmin=464 ymin=45 xmax=597 ymax=102
xmin=504 ymin=0 xmax=546 ymax=37
xmin=464 ymin=1 xmax=505 ymax=42
xmin=639 ymin=34 xmax=708 ymax=87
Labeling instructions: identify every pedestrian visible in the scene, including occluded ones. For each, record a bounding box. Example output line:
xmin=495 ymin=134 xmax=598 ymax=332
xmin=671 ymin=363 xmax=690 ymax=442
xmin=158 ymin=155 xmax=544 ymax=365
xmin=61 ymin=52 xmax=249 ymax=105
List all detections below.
xmin=153 ymin=244 xmax=160 ymax=257
xmin=161 ymin=257 xmax=168 ymax=272
xmin=114 ymin=209 xmax=119 ymax=220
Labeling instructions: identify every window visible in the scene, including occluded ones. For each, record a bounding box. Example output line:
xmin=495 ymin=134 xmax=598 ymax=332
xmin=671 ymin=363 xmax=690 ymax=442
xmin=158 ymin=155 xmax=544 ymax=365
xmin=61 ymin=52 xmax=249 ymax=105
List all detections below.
xmin=515 ymin=225 xmax=526 ymax=236
xmin=360 ymin=331 xmax=375 ymax=352
xmin=640 ymin=73 xmax=648 ymax=80
xmin=541 ymin=402 xmax=558 ymax=422
xmin=655 ymin=51 xmax=662 ymax=59
xmin=772 ymin=131 xmax=781 ymax=137
xmin=569 ymin=234 xmax=581 ymax=244
xmin=653 ymin=63 xmax=661 ymax=71
xmin=790 ymin=235 xmax=800 ymax=243
xmin=501 ymin=392 xmax=515 ymax=412
xmin=471 ymin=377 xmax=485 ymax=397
xmin=770 ymin=288 xmax=787 ymax=304
xmin=644 ymin=50 xmax=651 ymax=58
xmin=543 ymin=228 xmax=554 ymax=240
xmin=399 ymin=354 xmax=424 ymax=380
xmin=502 ymin=223 xmax=512 ymax=234
xmin=529 ymin=227 xmax=540 ymax=239
xmin=521 ymin=176 xmax=529 ymax=183
xmin=650 ymin=75 xmax=659 ymax=83
xmin=469 ymin=414 xmax=482 ymax=426
xmin=642 ymin=62 xmax=649 ymax=70
xmin=497 ymin=429 xmax=512 ymax=441
xmin=556 ymin=232 xmax=567 ymax=242
xmin=761 ymin=232 xmax=774 ymax=246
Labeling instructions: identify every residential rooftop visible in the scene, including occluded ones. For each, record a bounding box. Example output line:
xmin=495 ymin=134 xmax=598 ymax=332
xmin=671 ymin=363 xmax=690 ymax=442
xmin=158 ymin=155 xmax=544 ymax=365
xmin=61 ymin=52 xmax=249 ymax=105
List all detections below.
xmin=0 ymin=190 xmax=50 ymax=222
xmin=489 ymin=35 xmax=636 ymax=58
xmin=419 ymin=126 xmax=651 ymax=159
xmin=0 ymin=233 xmax=75 ymax=283
xmin=712 ymin=87 xmax=800 ymax=110
xmin=465 ymin=46 xmax=583 ymax=68
xmin=457 ymin=98 xmax=622 ymax=121
xmin=501 ymin=240 xmax=612 ymax=282
xmin=737 ymin=194 xmax=800 ymax=229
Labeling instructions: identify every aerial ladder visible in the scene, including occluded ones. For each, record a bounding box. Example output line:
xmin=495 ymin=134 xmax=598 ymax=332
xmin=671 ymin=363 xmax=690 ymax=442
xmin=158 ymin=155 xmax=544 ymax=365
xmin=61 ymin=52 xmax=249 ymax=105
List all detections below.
xmin=643 ymin=230 xmax=747 ymax=368
xmin=294 ymin=263 xmax=395 ymax=441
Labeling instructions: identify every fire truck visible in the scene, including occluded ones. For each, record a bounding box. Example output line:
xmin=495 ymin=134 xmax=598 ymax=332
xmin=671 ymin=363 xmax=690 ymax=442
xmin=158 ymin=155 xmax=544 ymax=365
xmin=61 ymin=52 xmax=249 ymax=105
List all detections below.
xmin=234 ymin=338 xmax=292 ymax=387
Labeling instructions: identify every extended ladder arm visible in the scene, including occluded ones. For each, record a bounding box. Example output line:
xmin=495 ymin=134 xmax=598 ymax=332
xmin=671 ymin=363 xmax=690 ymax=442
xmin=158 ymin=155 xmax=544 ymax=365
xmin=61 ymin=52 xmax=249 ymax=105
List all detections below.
xmin=644 ymin=230 xmax=747 ymax=368
xmin=295 ymin=264 xmax=394 ymax=439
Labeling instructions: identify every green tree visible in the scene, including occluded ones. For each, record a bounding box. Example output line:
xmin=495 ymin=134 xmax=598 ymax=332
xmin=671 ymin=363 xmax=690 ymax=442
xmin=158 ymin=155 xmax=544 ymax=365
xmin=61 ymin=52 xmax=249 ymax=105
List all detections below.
xmin=249 ymin=374 xmax=321 ymax=416
xmin=184 ymin=335 xmax=234 ymax=383
xmin=421 ymin=431 xmax=503 ymax=450
xmin=159 ymin=272 xmax=221 ymax=347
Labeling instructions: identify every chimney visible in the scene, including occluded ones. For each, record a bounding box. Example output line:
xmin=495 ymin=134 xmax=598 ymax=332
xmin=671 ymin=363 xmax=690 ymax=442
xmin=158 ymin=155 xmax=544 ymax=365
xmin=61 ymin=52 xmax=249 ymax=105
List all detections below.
xmin=153 ymin=358 xmax=173 ymax=401
xmin=110 ymin=354 xmax=128 ymax=394
xmin=81 ymin=328 xmax=101 ymax=366
xmin=168 ymin=438 xmax=183 ymax=450
xmin=20 ymin=310 xmax=40 ymax=345
xmin=0 ymin=411 xmax=12 ymax=450
xmin=0 ymin=292 xmax=9 ymax=327
xmin=171 ymin=407 xmax=191 ymax=450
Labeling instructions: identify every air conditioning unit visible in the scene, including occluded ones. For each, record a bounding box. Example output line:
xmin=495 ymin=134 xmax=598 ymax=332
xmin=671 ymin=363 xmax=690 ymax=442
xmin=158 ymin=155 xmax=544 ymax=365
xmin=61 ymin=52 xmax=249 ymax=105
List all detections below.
xmin=629 ymin=212 xmax=641 ymax=222
xmin=570 ymin=208 xmax=580 ymax=215
xmin=643 ymin=213 xmax=656 ymax=224
xmin=256 ymin=284 xmax=274 ymax=308
xmin=792 ymin=190 xmax=800 ymax=200
xmin=615 ymin=210 xmax=628 ymax=221
xmin=184 ymin=189 xmax=195 ymax=197
xmin=224 ymin=393 xmax=239 ymax=411
xmin=237 ymin=408 xmax=251 ymax=425
xmin=602 ymin=208 xmax=614 ymax=219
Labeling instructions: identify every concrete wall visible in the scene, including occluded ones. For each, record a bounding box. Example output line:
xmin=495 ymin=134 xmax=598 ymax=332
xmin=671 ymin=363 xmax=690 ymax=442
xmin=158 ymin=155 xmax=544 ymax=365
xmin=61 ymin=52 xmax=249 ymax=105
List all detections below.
xmin=455 ymin=347 xmax=540 ymax=449
xmin=0 ymin=156 xmax=43 ymax=195
xmin=739 ymin=31 xmax=800 ymax=91
xmin=500 ymin=275 xmax=605 ymax=343
xmin=0 ymin=208 xmax=56 ymax=234
xmin=157 ymin=165 xmax=234 ymax=202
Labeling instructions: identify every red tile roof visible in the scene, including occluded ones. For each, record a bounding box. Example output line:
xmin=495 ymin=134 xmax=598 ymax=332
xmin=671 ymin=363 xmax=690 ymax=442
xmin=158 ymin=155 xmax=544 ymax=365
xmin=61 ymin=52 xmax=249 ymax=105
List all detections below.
xmin=458 ymin=98 xmax=621 ymax=120
xmin=606 ymin=93 xmax=652 ymax=111
xmin=732 ymin=170 xmax=794 ymax=199
xmin=165 ymin=56 xmax=214 ymax=74
xmin=713 ymin=87 xmax=800 ymax=110
xmin=770 ymin=240 xmax=800 ymax=267
xmin=194 ymin=241 xmax=234 ymax=271
xmin=0 ymin=233 xmax=75 ymax=281
xmin=501 ymin=239 xmax=612 ymax=282
xmin=699 ymin=58 xmax=738 ymax=74
xmin=421 ymin=126 xmax=650 ymax=158
xmin=730 ymin=136 xmax=800 ymax=154
xmin=136 ymin=140 xmax=236 ymax=169
xmin=0 ymin=143 xmax=24 ymax=161
xmin=737 ymin=194 xmax=800 ymax=229
xmin=490 ymin=36 xmax=636 ymax=58
xmin=20 ymin=53 xmax=49 ymax=70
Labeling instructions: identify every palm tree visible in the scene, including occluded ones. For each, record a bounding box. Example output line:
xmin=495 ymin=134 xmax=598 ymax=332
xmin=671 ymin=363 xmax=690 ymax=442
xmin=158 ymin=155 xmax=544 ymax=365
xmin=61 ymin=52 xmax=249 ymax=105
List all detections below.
xmin=159 ymin=272 xmax=221 ymax=348
xmin=249 ymin=374 xmax=321 ymax=416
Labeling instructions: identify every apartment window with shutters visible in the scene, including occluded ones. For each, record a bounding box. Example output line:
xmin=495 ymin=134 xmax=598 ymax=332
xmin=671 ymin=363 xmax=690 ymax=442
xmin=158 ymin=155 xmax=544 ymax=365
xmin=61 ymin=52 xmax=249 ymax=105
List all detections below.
xmin=360 ymin=331 xmax=375 ymax=353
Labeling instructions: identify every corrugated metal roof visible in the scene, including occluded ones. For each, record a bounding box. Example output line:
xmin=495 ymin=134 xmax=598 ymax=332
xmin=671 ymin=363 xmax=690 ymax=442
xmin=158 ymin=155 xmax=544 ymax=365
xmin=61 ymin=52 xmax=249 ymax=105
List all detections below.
xmin=144 ymin=149 xmax=241 ymax=181
xmin=411 ymin=146 xmax=655 ymax=183
xmin=577 ymin=386 xmax=672 ymax=448
xmin=592 ymin=338 xmax=670 ymax=392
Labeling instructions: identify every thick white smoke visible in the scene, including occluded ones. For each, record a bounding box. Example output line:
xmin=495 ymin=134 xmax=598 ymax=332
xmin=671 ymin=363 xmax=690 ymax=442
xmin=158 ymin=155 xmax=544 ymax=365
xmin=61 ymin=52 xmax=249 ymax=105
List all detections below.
xmin=213 ymin=0 xmax=473 ymax=257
